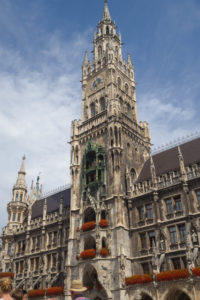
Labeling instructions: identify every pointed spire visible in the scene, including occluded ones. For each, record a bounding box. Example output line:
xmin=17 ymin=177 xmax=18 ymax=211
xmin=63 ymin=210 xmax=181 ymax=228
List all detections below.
xmin=14 ymin=156 xmax=27 ymax=190
xmin=83 ymin=51 xmax=89 ymax=65
xmin=102 ymin=0 xmax=111 ymax=21
xmin=178 ymin=146 xmax=187 ymax=182
xmin=127 ymin=54 xmax=133 ymax=66
xmin=118 ymin=30 xmax=121 ymax=41
xmin=150 ymin=156 xmax=157 ymax=189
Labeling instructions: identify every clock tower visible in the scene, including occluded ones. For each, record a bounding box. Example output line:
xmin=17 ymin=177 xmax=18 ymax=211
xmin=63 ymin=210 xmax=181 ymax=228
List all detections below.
xmin=65 ymin=1 xmax=151 ymax=299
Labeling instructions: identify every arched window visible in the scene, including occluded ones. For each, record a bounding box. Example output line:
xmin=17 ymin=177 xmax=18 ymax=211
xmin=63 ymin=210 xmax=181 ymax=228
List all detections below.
xmin=115 ymin=46 xmax=118 ymax=58
xmin=100 ymin=97 xmax=106 ymax=111
xmin=98 ymin=46 xmax=102 ymax=59
xmin=101 ymin=210 xmax=106 ymax=220
xmin=90 ymin=103 xmax=96 ymax=117
xmin=114 ymin=126 xmax=118 ymax=146
xmin=84 ymin=207 xmax=96 ymax=223
xmin=102 ymin=237 xmax=107 ymax=248
xmin=84 ymin=235 xmax=96 ymax=250
xmin=106 ymin=26 xmax=109 ymax=35
xmin=20 ymin=194 xmax=23 ymax=202
xmin=125 ymin=83 xmax=129 ymax=95
xmin=117 ymin=77 xmax=121 ymax=89
xmin=130 ymin=168 xmax=136 ymax=183
xmin=15 ymin=193 xmax=18 ymax=201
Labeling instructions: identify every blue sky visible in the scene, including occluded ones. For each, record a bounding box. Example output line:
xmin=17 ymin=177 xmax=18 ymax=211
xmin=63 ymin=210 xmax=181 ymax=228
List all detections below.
xmin=0 ymin=0 xmax=200 ymax=231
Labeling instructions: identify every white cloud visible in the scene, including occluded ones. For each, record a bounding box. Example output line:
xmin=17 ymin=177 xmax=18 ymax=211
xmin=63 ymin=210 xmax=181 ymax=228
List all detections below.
xmin=0 ymin=30 xmax=91 ymax=230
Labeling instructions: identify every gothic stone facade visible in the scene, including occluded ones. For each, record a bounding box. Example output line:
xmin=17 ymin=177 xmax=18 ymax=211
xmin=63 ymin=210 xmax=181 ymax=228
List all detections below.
xmin=1 ymin=2 xmax=200 ymax=300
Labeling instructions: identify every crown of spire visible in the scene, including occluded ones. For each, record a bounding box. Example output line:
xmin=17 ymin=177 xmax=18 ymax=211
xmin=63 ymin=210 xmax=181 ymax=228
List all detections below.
xmin=14 ymin=156 xmax=27 ymax=190
xmin=102 ymin=0 xmax=111 ymax=21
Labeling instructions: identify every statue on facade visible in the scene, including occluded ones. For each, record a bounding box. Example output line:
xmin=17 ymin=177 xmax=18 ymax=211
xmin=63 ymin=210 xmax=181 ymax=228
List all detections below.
xmin=152 ymin=240 xmax=165 ymax=274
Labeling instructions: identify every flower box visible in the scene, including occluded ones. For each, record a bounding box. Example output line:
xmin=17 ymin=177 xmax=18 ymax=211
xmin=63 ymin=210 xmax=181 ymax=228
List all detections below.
xmin=99 ymin=219 xmax=108 ymax=228
xmin=193 ymin=267 xmax=200 ymax=277
xmin=156 ymin=269 xmax=189 ymax=282
xmin=80 ymin=249 xmax=96 ymax=259
xmin=81 ymin=221 xmax=96 ymax=232
xmin=125 ymin=274 xmax=153 ymax=286
xmin=100 ymin=248 xmax=109 ymax=257
xmin=0 ymin=272 xmax=14 ymax=279
xmin=28 ymin=289 xmax=45 ymax=298
xmin=46 ymin=286 xmax=64 ymax=296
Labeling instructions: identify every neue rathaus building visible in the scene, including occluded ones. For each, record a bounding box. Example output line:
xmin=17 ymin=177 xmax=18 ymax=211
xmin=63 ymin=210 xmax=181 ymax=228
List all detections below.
xmin=0 ymin=1 xmax=200 ymax=300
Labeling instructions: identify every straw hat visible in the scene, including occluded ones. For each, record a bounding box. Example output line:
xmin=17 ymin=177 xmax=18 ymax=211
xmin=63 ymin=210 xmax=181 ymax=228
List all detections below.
xmin=70 ymin=280 xmax=87 ymax=292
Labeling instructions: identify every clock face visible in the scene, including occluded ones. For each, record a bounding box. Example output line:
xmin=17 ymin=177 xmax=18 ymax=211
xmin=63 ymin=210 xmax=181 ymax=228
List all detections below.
xmin=92 ymin=77 xmax=102 ymax=88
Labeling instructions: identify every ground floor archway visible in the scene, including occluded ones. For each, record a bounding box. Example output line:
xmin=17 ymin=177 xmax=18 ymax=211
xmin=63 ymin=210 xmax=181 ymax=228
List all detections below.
xmin=82 ymin=264 xmax=108 ymax=300
xmin=165 ymin=288 xmax=191 ymax=300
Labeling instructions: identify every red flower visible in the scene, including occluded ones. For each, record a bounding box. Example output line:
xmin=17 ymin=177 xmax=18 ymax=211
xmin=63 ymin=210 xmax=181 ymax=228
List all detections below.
xmin=100 ymin=248 xmax=109 ymax=257
xmin=99 ymin=219 xmax=108 ymax=228
xmin=80 ymin=249 xmax=96 ymax=259
xmin=0 ymin=272 xmax=14 ymax=279
xmin=81 ymin=221 xmax=96 ymax=232
xmin=193 ymin=267 xmax=200 ymax=277
xmin=156 ymin=269 xmax=189 ymax=282
xmin=76 ymin=255 xmax=79 ymax=261
xmin=28 ymin=290 xmax=45 ymax=298
xmin=46 ymin=287 xmax=64 ymax=296
xmin=125 ymin=274 xmax=153 ymax=286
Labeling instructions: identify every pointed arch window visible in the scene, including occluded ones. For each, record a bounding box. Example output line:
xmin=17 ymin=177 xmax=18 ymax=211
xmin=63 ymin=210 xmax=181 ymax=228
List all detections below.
xmin=98 ymin=46 xmax=102 ymax=59
xmin=100 ymin=97 xmax=106 ymax=111
xmin=90 ymin=103 xmax=96 ymax=117
xmin=117 ymin=77 xmax=121 ymax=89
xmin=15 ymin=193 xmax=18 ymax=201
xmin=106 ymin=26 xmax=109 ymax=35
xmin=20 ymin=194 xmax=23 ymax=202
xmin=12 ymin=213 xmax=16 ymax=222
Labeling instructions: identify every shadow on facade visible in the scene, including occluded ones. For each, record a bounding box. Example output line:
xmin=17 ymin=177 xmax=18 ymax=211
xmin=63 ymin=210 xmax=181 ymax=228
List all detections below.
xmin=83 ymin=264 xmax=108 ymax=300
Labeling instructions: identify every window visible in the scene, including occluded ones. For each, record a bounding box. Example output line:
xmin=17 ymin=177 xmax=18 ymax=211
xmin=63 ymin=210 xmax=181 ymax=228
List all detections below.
xmin=35 ymin=257 xmax=39 ymax=271
xmin=140 ymin=233 xmax=147 ymax=249
xmin=19 ymin=261 xmax=23 ymax=273
xmin=12 ymin=213 xmax=16 ymax=222
xmin=146 ymin=204 xmax=153 ymax=219
xmin=37 ymin=236 xmax=41 ymax=249
xmin=166 ymin=199 xmax=173 ymax=214
xmin=22 ymin=240 xmax=26 ymax=252
xmin=47 ymin=255 xmax=51 ymax=268
xmin=117 ymin=77 xmax=121 ymax=89
xmin=53 ymin=232 xmax=57 ymax=245
xmin=169 ymin=226 xmax=178 ymax=244
xmin=52 ymin=253 xmax=57 ymax=267
xmin=125 ymin=83 xmax=129 ymax=95
xmin=20 ymin=194 xmax=23 ymax=202
xmin=15 ymin=193 xmax=18 ymax=201
xmin=196 ymin=190 xmax=200 ymax=206
xmin=179 ymin=224 xmax=186 ymax=242
xmin=7 ymin=243 xmax=12 ymax=254
xmin=16 ymin=262 xmax=19 ymax=274
xmin=32 ymin=237 xmax=36 ymax=250
xmin=174 ymin=196 xmax=183 ymax=211
xmin=141 ymin=263 xmax=150 ymax=274
xmin=98 ymin=46 xmax=102 ymax=59
xmin=148 ymin=231 xmax=155 ymax=248
xmin=138 ymin=207 xmax=145 ymax=221
xmin=90 ymin=103 xmax=95 ymax=117
xmin=172 ymin=257 xmax=181 ymax=270
xmin=5 ymin=263 xmax=10 ymax=272
xmin=100 ymin=97 xmax=106 ymax=111
xmin=17 ymin=213 xmax=21 ymax=222
xmin=106 ymin=26 xmax=109 ymax=35
xmin=48 ymin=232 xmax=52 ymax=245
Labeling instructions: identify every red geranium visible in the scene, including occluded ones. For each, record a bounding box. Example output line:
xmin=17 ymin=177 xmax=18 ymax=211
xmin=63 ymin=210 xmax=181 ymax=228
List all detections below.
xmin=156 ymin=269 xmax=189 ymax=282
xmin=99 ymin=219 xmax=108 ymax=228
xmin=46 ymin=287 xmax=64 ymax=296
xmin=193 ymin=267 xmax=200 ymax=277
xmin=28 ymin=289 xmax=45 ymax=298
xmin=80 ymin=249 xmax=96 ymax=259
xmin=0 ymin=272 xmax=14 ymax=279
xmin=100 ymin=248 xmax=109 ymax=257
xmin=81 ymin=221 xmax=96 ymax=231
xmin=125 ymin=274 xmax=153 ymax=286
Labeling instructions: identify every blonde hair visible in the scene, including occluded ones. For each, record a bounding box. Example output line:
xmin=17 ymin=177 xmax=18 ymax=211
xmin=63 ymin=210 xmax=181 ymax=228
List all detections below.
xmin=0 ymin=277 xmax=12 ymax=293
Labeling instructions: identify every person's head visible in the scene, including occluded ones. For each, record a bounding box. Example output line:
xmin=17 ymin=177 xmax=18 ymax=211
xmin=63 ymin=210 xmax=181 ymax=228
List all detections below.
xmin=11 ymin=289 xmax=23 ymax=300
xmin=69 ymin=280 xmax=87 ymax=299
xmin=22 ymin=290 xmax=28 ymax=300
xmin=0 ymin=277 xmax=12 ymax=295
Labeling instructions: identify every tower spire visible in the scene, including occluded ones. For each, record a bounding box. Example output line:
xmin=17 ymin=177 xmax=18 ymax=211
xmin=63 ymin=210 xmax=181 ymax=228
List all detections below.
xmin=14 ymin=156 xmax=27 ymax=190
xmin=102 ymin=0 xmax=111 ymax=21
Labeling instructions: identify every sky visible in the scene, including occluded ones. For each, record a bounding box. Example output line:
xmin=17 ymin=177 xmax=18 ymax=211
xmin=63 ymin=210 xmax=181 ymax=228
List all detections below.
xmin=0 ymin=0 xmax=200 ymax=231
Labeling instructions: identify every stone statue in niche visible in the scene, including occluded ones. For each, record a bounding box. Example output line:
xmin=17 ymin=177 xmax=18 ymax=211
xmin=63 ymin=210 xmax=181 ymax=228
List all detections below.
xmin=192 ymin=229 xmax=198 ymax=244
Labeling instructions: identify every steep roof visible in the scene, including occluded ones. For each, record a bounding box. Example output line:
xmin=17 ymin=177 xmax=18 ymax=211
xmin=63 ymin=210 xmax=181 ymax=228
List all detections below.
xmin=31 ymin=187 xmax=70 ymax=219
xmin=137 ymin=137 xmax=200 ymax=183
